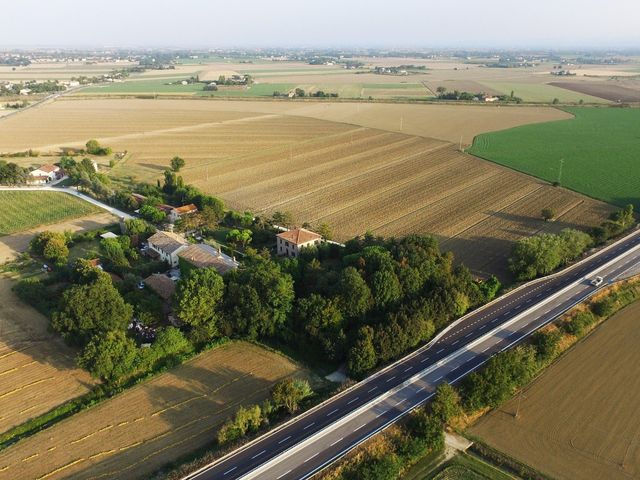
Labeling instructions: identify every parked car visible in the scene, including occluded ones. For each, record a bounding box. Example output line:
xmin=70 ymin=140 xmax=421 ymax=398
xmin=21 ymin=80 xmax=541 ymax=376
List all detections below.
xmin=137 ymin=281 xmax=145 ymax=289
xmin=590 ymin=276 xmax=604 ymax=287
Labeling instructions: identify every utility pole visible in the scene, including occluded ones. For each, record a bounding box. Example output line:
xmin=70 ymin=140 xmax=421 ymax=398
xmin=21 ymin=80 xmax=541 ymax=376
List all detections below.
xmin=400 ymin=115 xmax=403 ymax=131
xmin=459 ymin=135 xmax=463 ymax=152
xmin=558 ymin=158 xmax=564 ymax=185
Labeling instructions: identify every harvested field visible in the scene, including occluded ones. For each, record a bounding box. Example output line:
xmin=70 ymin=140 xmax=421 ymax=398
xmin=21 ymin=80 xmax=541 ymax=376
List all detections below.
xmin=0 ymin=191 xmax=100 ymax=235
xmin=0 ymin=277 xmax=95 ymax=435
xmin=0 ymin=98 xmax=570 ymax=149
xmin=549 ymin=81 xmax=640 ymax=102
xmin=469 ymin=300 xmax=640 ymax=480
xmin=0 ymin=341 xmax=313 ymax=480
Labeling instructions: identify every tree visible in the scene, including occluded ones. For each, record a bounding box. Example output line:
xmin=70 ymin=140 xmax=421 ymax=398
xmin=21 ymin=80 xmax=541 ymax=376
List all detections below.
xmin=430 ymin=383 xmax=462 ymax=424
xmin=51 ymin=274 xmax=133 ymax=346
xmin=139 ymin=204 xmax=166 ymax=223
xmin=370 ymin=268 xmax=402 ymax=309
xmin=125 ymin=218 xmax=154 ymax=237
xmin=43 ymin=235 xmax=69 ymax=265
xmin=174 ymin=268 xmax=224 ymax=341
xmin=436 ymin=86 xmax=447 ymax=94
xmin=85 ymin=139 xmax=111 ymax=156
xmin=271 ymin=378 xmax=313 ymax=414
xmin=271 ymin=211 xmax=295 ymax=228
xmin=541 ymin=207 xmax=555 ymax=222
xmin=552 ymin=97 xmax=560 ymax=104
xmin=410 ymin=410 xmax=444 ymax=451
xmin=170 ymin=156 xmax=186 ymax=172
xmin=347 ymin=325 xmax=377 ymax=378
xmin=226 ymin=229 xmax=252 ymax=250
xmin=223 ymin=254 xmax=295 ymax=339
xmin=295 ymin=294 xmax=345 ymax=360
xmin=316 ymin=222 xmax=333 ymax=240
xmin=337 ymin=267 xmax=373 ymax=319
xmin=101 ymin=237 xmax=129 ymax=268
xmin=78 ymin=331 xmax=138 ymax=383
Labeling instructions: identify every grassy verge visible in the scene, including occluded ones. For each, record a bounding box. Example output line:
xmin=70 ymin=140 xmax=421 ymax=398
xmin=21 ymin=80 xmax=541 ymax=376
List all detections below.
xmin=428 ymin=452 xmax=515 ymax=480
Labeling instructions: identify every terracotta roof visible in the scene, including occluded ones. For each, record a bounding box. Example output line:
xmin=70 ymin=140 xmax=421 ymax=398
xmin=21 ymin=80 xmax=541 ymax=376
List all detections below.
xmin=148 ymin=231 xmax=188 ymax=254
xmin=177 ymin=244 xmax=238 ymax=275
xmin=157 ymin=204 xmax=175 ymax=213
xmin=37 ymin=164 xmax=59 ymax=173
xmin=276 ymin=228 xmax=322 ymax=245
xmin=144 ymin=273 xmax=176 ymax=300
xmin=173 ymin=204 xmax=198 ymax=214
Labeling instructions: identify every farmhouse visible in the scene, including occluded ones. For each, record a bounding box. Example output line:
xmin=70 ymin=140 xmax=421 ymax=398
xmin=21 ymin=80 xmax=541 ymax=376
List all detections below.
xmin=276 ymin=228 xmax=323 ymax=258
xmin=168 ymin=203 xmax=198 ymax=223
xmin=147 ymin=230 xmax=189 ymax=267
xmin=178 ymin=243 xmax=238 ymax=275
xmin=143 ymin=273 xmax=176 ymax=300
xmin=28 ymin=164 xmax=61 ymax=184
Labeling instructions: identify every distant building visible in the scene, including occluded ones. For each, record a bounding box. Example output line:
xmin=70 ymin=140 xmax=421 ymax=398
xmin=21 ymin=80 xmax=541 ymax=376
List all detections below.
xmin=276 ymin=228 xmax=323 ymax=258
xmin=147 ymin=231 xmax=189 ymax=267
xmin=144 ymin=273 xmax=177 ymax=301
xmin=99 ymin=232 xmax=119 ymax=240
xmin=168 ymin=204 xmax=198 ymax=223
xmin=484 ymin=96 xmax=499 ymax=102
xmin=178 ymin=243 xmax=239 ymax=275
xmin=28 ymin=164 xmax=61 ymax=184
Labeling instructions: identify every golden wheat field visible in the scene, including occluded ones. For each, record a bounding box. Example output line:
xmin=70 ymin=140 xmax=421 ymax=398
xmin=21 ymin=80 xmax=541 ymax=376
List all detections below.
xmin=469 ymin=300 xmax=640 ymax=480
xmin=0 ymin=341 xmax=312 ymax=480
xmin=0 ymin=98 xmax=609 ymax=276
xmin=0 ymin=278 xmax=96 ymax=436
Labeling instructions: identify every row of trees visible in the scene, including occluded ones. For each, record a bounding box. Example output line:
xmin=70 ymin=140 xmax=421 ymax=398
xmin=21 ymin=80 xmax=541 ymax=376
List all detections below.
xmin=510 ymin=204 xmax=636 ymax=281
xmin=0 ymin=160 xmax=29 ymax=185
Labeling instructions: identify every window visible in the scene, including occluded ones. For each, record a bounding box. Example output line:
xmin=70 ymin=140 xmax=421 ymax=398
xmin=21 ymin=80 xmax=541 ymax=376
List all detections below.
xmin=285 ymin=241 xmax=289 ymax=247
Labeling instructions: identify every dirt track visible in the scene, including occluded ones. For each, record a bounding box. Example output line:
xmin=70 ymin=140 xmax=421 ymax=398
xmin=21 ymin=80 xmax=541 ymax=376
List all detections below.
xmin=469 ymin=300 xmax=640 ymax=480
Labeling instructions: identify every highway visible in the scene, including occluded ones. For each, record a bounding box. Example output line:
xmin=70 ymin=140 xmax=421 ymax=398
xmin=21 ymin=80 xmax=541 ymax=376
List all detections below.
xmin=184 ymin=228 xmax=640 ymax=480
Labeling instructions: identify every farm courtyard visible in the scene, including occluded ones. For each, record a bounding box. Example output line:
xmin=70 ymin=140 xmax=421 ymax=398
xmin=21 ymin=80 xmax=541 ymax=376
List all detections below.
xmin=0 ymin=99 xmax=613 ymax=278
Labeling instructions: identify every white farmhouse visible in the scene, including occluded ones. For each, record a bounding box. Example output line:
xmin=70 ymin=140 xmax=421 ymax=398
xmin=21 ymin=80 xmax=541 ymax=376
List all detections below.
xmin=147 ymin=231 xmax=189 ymax=267
xmin=276 ymin=228 xmax=323 ymax=258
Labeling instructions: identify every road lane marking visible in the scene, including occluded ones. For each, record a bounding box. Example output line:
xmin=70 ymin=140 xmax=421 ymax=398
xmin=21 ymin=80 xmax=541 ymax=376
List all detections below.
xmin=386 ymin=376 xmax=396 ymax=383
xmin=330 ymin=437 xmax=343 ymax=446
xmin=436 ymin=348 xmax=445 ymax=354
xmin=347 ymin=397 xmax=359 ymax=405
xmin=251 ymin=450 xmax=267 ymax=459
xmin=223 ymin=466 xmax=238 ymax=475
xmin=434 ymin=375 xmax=443 ymax=381
xmin=404 ymin=366 xmax=413 ymax=372
xmin=482 ymin=345 xmax=492 ymax=353
xmin=421 ymin=357 xmax=430 ymax=363
xmin=304 ymin=422 xmax=315 ymax=430
xmin=465 ymin=332 xmax=474 ymax=338
xmin=452 ymin=340 xmax=459 ymax=346
xmin=368 ymin=386 xmax=378 ymax=393
xmin=415 ymin=386 xmax=425 ymax=394
xmin=278 ymin=435 xmax=292 ymax=444
xmin=327 ymin=409 xmax=339 ymax=417
xmin=304 ymin=452 xmax=319 ymax=463
xmin=277 ymin=470 xmax=292 ymax=479
xmin=395 ymin=398 xmax=407 ymax=406
xmin=354 ymin=423 xmax=366 ymax=431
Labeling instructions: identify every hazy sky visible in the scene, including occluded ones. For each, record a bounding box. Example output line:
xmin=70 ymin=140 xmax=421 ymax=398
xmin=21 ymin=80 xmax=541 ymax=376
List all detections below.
xmin=2 ymin=0 xmax=639 ymax=49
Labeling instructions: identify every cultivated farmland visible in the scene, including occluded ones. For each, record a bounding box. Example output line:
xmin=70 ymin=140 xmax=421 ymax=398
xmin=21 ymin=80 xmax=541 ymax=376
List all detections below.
xmin=0 ymin=341 xmax=314 ymax=480
xmin=0 ymin=277 xmax=96 ymax=435
xmin=468 ymin=107 xmax=640 ymax=209
xmin=469 ymin=299 xmax=640 ymax=480
xmin=549 ymin=81 xmax=640 ymax=102
xmin=0 ymin=191 xmax=101 ymax=235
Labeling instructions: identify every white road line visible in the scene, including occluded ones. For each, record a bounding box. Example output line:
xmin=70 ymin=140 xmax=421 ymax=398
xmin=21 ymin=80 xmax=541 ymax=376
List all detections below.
xmin=368 ymin=386 xmax=378 ymax=393
xmin=330 ymin=437 xmax=343 ymax=446
xmin=452 ymin=340 xmax=459 ymax=346
xmin=278 ymin=435 xmax=292 ymax=445
xmin=404 ymin=366 xmax=413 ymax=372
xmin=421 ymin=357 xmax=430 ymax=363
xmin=277 ymin=470 xmax=292 ymax=479
xmin=303 ymin=422 xmax=315 ymax=430
xmin=347 ymin=397 xmax=359 ymax=405
xmin=304 ymin=452 xmax=319 ymax=463
xmin=251 ymin=450 xmax=267 ymax=459
xmin=482 ymin=344 xmax=492 ymax=353
xmin=386 ymin=376 xmax=396 ymax=383
xmin=354 ymin=423 xmax=366 ymax=431
xmin=415 ymin=386 xmax=425 ymax=393
xmin=395 ymin=398 xmax=407 ymax=407
xmin=223 ymin=466 xmax=238 ymax=475
xmin=434 ymin=375 xmax=443 ymax=381
xmin=465 ymin=332 xmax=474 ymax=338
xmin=436 ymin=348 xmax=445 ymax=354
xmin=327 ymin=409 xmax=339 ymax=417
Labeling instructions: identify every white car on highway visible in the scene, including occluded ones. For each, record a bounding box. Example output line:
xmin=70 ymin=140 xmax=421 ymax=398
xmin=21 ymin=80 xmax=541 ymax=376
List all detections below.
xmin=590 ymin=276 xmax=604 ymax=287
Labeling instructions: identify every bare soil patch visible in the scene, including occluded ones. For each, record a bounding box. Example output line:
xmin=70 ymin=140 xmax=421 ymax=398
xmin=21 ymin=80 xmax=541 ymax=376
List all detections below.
xmin=549 ymin=81 xmax=640 ymax=102
xmin=469 ymin=300 xmax=640 ymax=480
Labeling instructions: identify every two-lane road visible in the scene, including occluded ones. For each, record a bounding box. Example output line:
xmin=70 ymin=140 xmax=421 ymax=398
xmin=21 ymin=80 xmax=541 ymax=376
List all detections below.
xmin=185 ymin=228 xmax=640 ymax=480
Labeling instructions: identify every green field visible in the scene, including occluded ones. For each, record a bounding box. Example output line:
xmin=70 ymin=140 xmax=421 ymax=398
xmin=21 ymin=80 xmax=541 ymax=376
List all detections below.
xmin=197 ymin=83 xmax=296 ymax=97
xmin=0 ymin=191 xmax=100 ymax=235
xmin=468 ymin=107 xmax=640 ymax=209
xmin=79 ymin=78 xmax=204 ymax=94
xmin=481 ymin=82 xmax=608 ymax=104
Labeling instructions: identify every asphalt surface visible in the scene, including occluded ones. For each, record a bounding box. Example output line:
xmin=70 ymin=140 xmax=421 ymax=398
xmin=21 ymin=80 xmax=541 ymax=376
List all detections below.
xmin=185 ymin=228 xmax=640 ymax=480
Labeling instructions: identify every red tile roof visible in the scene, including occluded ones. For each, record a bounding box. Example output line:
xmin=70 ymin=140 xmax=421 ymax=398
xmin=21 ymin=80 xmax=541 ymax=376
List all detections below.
xmin=276 ymin=228 xmax=322 ymax=245
xmin=173 ymin=204 xmax=198 ymax=215
xmin=38 ymin=164 xmax=59 ymax=173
